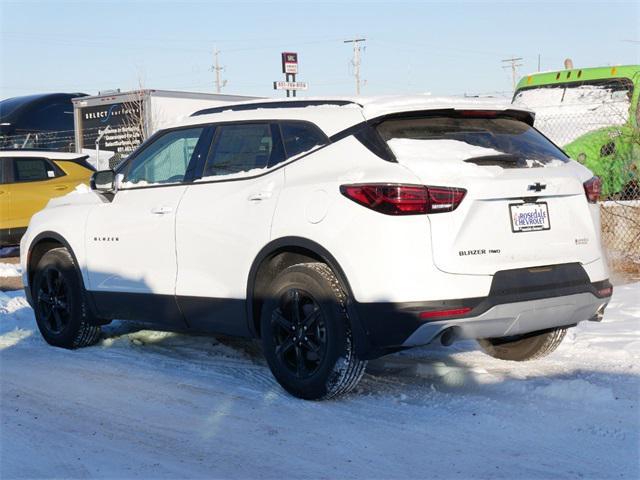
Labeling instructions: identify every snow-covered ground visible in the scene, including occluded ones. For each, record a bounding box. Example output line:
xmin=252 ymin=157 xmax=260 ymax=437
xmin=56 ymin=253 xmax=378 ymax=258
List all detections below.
xmin=1 ymin=281 xmax=638 ymax=479
xmin=0 ymin=263 xmax=21 ymax=278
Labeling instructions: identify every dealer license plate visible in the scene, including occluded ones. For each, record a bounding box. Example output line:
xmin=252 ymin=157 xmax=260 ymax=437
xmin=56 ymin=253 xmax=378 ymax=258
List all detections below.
xmin=509 ymin=202 xmax=550 ymax=232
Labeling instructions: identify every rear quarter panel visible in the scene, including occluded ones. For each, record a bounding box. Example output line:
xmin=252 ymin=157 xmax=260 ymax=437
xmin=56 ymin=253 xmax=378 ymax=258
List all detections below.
xmin=270 ymin=137 xmax=494 ymax=303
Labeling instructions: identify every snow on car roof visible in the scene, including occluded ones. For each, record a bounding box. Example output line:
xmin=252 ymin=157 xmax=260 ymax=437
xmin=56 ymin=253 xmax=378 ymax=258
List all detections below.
xmin=180 ymin=95 xmax=533 ymax=137
xmin=0 ymin=150 xmax=89 ymax=160
xmin=356 ymin=95 xmax=527 ymax=119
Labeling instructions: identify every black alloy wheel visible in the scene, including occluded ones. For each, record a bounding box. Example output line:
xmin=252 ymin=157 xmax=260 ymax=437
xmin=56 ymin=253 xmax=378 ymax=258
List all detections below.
xmin=36 ymin=266 xmax=71 ymax=335
xmin=271 ymin=288 xmax=328 ymax=379
xmin=261 ymin=262 xmax=367 ymax=400
xmin=32 ymin=247 xmax=102 ymax=349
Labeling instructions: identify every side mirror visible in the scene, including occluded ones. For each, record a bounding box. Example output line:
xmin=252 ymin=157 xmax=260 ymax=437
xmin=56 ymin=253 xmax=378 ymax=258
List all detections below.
xmin=90 ymin=170 xmax=115 ymax=192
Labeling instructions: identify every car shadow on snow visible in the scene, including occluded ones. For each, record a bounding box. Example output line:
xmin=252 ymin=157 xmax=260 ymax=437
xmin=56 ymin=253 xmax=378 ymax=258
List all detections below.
xmin=1 ymin=309 xmax=638 ymax=427
xmin=94 ymin=320 xmax=636 ymax=406
xmin=2 ymin=274 xmax=637 ymax=406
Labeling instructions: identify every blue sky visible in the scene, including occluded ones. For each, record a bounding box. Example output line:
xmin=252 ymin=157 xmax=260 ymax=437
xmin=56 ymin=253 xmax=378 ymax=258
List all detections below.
xmin=1 ymin=0 xmax=638 ymax=100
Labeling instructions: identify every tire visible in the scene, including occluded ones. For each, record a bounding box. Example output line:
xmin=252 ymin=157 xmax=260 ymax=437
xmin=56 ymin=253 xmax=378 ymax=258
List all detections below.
xmin=477 ymin=327 xmax=567 ymax=361
xmin=32 ymin=247 xmax=102 ymax=349
xmin=260 ymin=262 xmax=367 ymax=400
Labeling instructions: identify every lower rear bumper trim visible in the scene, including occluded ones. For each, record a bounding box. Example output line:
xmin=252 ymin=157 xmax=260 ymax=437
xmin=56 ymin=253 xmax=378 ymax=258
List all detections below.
xmin=401 ymin=291 xmax=610 ymax=347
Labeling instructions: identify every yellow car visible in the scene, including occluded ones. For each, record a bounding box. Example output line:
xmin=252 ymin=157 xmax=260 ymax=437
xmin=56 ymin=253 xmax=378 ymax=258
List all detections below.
xmin=0 ymin=151 xmax=95 ymax=246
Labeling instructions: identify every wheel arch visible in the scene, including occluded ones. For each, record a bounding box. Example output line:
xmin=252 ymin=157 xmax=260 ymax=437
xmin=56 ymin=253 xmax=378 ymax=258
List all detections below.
xmin=27 ymin=231 xmax=86 ymax=293
xmin=246 ymin=236 xmax=373 ymax=358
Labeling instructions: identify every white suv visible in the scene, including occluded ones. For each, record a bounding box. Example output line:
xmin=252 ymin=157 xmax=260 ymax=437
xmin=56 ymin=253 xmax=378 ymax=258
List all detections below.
xmin=20 ymin=96 xmax=613 ymax=399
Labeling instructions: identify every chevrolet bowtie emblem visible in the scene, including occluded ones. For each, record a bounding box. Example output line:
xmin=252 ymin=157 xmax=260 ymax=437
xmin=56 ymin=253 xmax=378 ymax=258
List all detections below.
xmin=528 ymin=182 xmax=547 ymax=192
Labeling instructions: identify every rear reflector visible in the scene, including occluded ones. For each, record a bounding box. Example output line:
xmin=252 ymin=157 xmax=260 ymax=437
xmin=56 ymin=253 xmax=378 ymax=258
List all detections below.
xmin=595 ymin=286 xmax=613 ymax=298
xmin=583 ymin=176 xmax=601 ymax=203
xmin=419 ymin=307 xmax=472 ymax=319
xmin=340 ymin=184 xmax=466 ymax=215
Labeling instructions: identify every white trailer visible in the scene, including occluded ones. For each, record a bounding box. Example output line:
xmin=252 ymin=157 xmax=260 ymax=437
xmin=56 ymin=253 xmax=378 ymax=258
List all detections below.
xmin=72 ymin=89 xmax=259 ymax=169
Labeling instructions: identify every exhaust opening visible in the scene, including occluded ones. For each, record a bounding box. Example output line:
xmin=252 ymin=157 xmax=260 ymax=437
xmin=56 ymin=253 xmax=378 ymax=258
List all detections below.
xmin=590 ymin=303 xmax=607 ymax=322
xmin=440 ymin=327 xmax=458 ymax=347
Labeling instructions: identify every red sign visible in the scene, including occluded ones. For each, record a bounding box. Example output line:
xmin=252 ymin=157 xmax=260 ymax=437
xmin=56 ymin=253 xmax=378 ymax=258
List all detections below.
xmin=281 ymin=52 xmax=298 ymax=74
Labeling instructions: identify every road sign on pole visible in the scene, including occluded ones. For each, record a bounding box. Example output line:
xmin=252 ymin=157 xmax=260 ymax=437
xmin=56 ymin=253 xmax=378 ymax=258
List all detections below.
xmin=277 ymin=52 xmax=305 ymax=97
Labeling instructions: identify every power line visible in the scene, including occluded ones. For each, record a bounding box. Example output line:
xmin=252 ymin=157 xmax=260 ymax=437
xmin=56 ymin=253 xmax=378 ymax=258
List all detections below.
xmin=501 ymin=56 xmax=523 ymax=91
xmin=344 ymin=38 xmax=366 ymax=96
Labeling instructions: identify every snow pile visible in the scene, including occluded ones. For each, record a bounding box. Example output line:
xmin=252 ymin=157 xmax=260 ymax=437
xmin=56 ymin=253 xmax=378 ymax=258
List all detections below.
xmin=73 ymin=183 xmax=92 ymax=193
xmin=0 ymin=284 xmax=638 ymax=478
xmin=361 ymin=95 xmax=514 ymax=119
xmin=0 ymin=262 xmax=21 ymax=277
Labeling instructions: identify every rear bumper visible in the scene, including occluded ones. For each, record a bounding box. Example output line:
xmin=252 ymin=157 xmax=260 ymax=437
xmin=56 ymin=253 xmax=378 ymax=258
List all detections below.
xmin=401 ymin=291 xmax=608 ymax=347
xmin=351 ymin=263 xmax=612 ymax=358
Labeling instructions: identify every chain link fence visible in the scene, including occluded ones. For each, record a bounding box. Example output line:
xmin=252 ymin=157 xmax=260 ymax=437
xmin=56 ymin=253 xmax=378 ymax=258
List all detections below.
xmin=532 ymin=106 xmax=640 ymax=277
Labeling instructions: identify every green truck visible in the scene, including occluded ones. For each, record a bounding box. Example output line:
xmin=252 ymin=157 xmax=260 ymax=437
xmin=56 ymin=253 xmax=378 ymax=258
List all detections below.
xmin=513 ymin=65 xmax=640 ymax=198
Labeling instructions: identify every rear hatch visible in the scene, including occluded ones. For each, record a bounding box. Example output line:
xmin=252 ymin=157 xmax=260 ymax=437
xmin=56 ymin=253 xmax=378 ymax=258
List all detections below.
xmin=376 ymin=112 xmax=601 ymax=275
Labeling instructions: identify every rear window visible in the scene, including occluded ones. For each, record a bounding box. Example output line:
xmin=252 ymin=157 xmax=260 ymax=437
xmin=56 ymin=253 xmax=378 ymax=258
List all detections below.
xmin=14 ymin=158 xmax=61 ymax=182
xmin=377 ymin=116 xmax=570 ymax=168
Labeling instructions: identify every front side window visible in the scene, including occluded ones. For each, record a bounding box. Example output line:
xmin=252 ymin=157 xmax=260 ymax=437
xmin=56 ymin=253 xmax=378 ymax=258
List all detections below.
xmin=123 ymin=127 xmax=203 ymax=186
xmin=204 ymin=123 xmax=282 ymax=177
xmin=280 ymin=121 xmax=327 ymax=159
xmin=14 ymin=158 xmax=60 ymax=182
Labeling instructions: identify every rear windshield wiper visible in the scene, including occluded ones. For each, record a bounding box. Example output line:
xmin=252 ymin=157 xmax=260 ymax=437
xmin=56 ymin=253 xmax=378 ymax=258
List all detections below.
xmin=464 ymin=154 xmax=539 ymax=169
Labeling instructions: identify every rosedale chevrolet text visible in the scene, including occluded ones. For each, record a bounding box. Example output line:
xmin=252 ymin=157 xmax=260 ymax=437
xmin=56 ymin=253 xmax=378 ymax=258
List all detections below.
xmin=20 ymin=97 xmax=613 ymax=399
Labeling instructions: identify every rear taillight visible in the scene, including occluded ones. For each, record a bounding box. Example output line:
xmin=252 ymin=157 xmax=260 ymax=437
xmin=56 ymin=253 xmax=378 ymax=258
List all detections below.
xmin=340 ymin=184 xmax=466 ymax=215
xmin=583 ymin=176 xmax=601 ymax=203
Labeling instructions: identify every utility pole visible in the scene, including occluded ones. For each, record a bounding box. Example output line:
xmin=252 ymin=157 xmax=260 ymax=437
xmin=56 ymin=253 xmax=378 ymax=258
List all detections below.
xmin=344 ymin=38 xmax=366 ymax=96
xmin=537 ymin=54 xmax=541 ymax=72
xmin=95 ymin=125 xmax=111 ymax=171
xmin=212 ymin=48 xmax=226 ymax=93
xmin=501 ymin=56 xmax=523 ymax=91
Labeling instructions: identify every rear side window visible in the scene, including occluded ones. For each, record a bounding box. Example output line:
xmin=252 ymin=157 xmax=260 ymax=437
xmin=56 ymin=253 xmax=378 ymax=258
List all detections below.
xmin=204 ymin=123 xmax=283 ymax=177
xmin=280 ymin=121 xmax=327 ymax=159
xmin=14 ymin=158 xmax=61 ymax=182
xmin=377 ymin=116 xmax=570 ymax=168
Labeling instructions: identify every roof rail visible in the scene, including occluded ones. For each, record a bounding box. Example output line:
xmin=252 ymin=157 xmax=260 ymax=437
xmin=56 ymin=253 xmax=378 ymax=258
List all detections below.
xmin=191 ymin=100 xmax=360 ymax=117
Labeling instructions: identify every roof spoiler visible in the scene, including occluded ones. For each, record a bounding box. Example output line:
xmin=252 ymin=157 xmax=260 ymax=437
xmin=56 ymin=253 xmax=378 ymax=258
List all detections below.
xmin=367 ymin=108 xmax=535 ymax=127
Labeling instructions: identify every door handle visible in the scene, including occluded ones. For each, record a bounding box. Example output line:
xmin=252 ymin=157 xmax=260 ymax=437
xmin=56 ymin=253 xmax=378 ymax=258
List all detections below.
xmin=151 ymin=206 xmax=173 ymax=215
xmin=55 ymin=186 xmax=69 ymax=191
xmin=248 ymin=191 xmax=273 ymax=201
